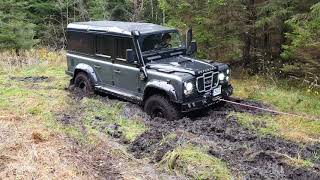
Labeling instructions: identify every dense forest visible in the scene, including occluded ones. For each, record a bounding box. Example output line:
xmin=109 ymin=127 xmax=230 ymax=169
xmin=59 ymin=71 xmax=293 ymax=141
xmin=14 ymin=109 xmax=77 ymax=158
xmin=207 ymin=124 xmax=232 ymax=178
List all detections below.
xmin=0 ymin=0 xmax=319 ymax=83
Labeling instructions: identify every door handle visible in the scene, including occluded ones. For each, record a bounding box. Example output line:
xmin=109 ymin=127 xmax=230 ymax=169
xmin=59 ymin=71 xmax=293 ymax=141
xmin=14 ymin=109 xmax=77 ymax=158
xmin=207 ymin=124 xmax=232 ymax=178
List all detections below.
xmin=94 ymin=65 xmax=101 ymax=69
xmin=113 ymin=69 xmax=121 ymax=73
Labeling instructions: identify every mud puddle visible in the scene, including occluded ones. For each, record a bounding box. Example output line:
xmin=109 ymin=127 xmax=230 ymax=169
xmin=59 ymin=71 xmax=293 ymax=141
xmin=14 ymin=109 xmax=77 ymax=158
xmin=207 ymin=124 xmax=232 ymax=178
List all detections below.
xmin=10 ymin=76 xmax=49 ymax=83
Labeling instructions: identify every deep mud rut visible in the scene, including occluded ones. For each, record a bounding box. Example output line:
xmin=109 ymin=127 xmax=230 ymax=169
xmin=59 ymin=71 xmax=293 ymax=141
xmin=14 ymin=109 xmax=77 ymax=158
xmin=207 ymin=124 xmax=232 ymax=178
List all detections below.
xmin=123 ymin=99 xmax=320 ymax=179
xmin=64 ymin=90 xmax=320 ymax=179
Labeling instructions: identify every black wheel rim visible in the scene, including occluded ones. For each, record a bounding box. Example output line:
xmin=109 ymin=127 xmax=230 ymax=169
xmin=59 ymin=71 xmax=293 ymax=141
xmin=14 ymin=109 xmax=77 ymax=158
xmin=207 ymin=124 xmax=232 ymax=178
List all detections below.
xmin=152 ymin=108 xmax=165 ymax=118
xmin=77 ymin=79 xmax=88 ymax=93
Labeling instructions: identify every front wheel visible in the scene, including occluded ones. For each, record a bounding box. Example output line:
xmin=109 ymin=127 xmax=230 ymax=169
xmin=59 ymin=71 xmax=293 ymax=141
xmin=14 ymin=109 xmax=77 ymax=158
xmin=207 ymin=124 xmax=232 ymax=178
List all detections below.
xmin=74 ymin=72 xmax=94 ymax=95
xmin=144 ymin=95 xmax=181 ymax=121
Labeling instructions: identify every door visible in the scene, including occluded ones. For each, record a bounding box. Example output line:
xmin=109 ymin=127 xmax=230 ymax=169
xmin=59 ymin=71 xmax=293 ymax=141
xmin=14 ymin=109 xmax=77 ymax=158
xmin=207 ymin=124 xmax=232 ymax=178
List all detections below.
xmin=93 ymin=35 xmax=114 ymax=86
xmin=112 ymin=37 xmax=140 ymax=94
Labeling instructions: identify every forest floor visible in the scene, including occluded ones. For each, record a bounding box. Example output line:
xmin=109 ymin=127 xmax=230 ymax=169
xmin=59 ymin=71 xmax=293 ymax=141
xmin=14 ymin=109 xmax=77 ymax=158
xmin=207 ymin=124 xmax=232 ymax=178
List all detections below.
xmin=0 ymin=51 xmax=320 ymax=179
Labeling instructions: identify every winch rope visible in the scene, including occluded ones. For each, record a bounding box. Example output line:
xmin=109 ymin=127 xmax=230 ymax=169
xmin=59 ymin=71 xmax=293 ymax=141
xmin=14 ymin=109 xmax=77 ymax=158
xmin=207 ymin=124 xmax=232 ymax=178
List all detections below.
xmin=218 ymin=98 xmax=319 ymax=121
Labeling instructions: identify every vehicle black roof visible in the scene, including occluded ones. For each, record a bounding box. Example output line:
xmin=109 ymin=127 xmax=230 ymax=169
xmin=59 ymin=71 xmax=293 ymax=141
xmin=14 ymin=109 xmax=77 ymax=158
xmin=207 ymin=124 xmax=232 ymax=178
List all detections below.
xmin=67 ymin=21 xmax=176 ymax=36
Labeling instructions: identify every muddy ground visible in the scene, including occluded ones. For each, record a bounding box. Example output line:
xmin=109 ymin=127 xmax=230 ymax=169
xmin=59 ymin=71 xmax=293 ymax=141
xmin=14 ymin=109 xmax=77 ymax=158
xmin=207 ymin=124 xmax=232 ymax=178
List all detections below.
xmin=0 ymin=74 xmax=320 ymax=179
xmin=128 ymin=105 xmax=320 ymax=179
xmin=62 ymin=89 xmax=320 ymax=179
xmin=4 ymin=75 xmax=320 ymax=179
xmin=123 ymin=98 xmax=320 ymax=179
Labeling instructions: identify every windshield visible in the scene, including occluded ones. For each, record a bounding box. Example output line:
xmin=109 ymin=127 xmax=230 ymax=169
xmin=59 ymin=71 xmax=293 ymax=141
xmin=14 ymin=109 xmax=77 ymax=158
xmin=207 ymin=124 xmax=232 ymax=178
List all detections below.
xmin=140 ymin=31 xmax=184 ymax=53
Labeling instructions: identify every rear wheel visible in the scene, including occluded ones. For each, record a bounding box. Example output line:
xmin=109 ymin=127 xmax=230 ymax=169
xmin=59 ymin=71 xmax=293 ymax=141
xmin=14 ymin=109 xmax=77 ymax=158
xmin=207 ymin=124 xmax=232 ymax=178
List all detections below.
xmin=74 ymin=72 xmax=94 ymax=95
xmin=144 ymin=95 xmax=181 ymax=121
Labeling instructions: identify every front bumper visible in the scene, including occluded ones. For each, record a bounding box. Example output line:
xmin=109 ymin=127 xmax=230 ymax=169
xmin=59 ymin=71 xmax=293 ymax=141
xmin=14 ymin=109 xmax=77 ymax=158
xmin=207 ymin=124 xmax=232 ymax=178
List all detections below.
xmin=181 ymin=84 xmax=233 ymax=112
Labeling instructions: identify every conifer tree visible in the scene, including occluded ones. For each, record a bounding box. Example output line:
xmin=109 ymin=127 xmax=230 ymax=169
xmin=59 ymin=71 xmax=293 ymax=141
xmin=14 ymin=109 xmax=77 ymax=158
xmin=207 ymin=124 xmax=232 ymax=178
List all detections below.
xmin=0 ymin=0 xmax=38 ymax=53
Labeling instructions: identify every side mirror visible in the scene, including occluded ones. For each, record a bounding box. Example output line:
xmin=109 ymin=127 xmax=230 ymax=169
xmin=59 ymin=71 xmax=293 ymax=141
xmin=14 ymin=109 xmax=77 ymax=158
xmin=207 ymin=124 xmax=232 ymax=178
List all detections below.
xmin=186 ymin=28 xmax=197 ymax=55
xmin=189 ymin=41 xmax=197 ymax=55
xmin=186 ymin=28 xmax=193 ymax=48
xmin=126 ymin=49 xmax=135 ymax=63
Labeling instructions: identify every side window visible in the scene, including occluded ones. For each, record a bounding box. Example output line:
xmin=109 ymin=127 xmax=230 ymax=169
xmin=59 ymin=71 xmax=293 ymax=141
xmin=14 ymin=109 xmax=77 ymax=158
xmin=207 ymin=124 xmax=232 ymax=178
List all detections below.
xmin=115 ymin=37 xmax=134 ymax=60
xmin=67 ymin=31 xmax=94 ymax=54
xmin=96 ymin=35 xmax=114 ymax=57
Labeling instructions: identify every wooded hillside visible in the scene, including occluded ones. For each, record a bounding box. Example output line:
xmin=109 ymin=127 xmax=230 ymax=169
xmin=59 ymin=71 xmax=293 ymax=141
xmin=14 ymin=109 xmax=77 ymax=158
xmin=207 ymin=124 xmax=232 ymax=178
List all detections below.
xmin=0 ymin=0 xmax=319 ymax=83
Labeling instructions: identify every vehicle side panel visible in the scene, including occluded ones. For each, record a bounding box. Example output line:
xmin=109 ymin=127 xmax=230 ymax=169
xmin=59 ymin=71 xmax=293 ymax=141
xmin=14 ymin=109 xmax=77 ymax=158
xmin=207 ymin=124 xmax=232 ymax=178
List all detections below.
xmin=113 ymin=60 xmax=141 ymax=96
xmin=67 ymin=52 xmax=113 ymax=86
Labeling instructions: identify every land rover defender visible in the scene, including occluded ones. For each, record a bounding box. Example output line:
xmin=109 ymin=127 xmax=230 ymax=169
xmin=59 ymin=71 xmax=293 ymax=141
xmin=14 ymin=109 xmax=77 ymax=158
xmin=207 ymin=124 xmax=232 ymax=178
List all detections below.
xmin=65 ymin=21 xmax=233 ymax=120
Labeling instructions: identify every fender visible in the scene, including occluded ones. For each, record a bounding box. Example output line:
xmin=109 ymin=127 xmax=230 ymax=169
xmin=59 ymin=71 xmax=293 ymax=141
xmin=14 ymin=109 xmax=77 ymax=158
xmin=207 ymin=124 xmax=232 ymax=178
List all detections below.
xmin=74 ymin=63 xmax=99 ymax=84
xmin=145 ymin=80 xmax=178 ymax=102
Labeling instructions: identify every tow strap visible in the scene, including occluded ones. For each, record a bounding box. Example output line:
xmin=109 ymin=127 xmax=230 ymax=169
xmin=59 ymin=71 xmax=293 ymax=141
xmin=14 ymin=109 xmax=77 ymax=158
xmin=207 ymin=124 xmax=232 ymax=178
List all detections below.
xmin=218 ymin=98 xmax=319 ymax=121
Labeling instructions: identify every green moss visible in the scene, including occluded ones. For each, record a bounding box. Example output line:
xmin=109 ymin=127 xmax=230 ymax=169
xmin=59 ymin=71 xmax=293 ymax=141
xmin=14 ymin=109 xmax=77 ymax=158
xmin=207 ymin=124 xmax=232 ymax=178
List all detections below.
xmin=160 ymin=145 xmax=232 ymax=180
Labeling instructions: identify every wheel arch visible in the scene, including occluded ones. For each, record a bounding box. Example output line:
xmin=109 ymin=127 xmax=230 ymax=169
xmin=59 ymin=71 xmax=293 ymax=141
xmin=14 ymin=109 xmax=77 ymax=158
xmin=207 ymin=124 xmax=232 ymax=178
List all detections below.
xmin=72 ymin=63 xmax=98 ymax=85
xmin=143 ymin=80 xmax=179 ymax=103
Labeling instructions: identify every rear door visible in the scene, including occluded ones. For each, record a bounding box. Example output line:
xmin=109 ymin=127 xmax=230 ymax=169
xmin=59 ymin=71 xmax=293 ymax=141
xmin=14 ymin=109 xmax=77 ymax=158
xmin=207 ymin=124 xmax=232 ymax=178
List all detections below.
xmin=93 ymin=34 xmax=114 ymax=86
xmin=112 ymin=37 xmax=141 ymax=95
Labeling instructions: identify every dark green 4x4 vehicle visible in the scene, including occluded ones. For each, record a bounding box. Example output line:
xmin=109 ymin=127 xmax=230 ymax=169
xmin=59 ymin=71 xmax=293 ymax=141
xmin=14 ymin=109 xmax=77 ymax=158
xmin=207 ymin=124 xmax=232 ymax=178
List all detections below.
xmin=66 ymin=21 xmax=233 ymax=120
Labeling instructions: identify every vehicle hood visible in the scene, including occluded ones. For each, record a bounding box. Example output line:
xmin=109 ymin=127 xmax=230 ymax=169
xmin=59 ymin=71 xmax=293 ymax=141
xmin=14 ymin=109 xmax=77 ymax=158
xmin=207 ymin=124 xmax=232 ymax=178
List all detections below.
xmin=146 ymin=56 xmax=217 ymax=76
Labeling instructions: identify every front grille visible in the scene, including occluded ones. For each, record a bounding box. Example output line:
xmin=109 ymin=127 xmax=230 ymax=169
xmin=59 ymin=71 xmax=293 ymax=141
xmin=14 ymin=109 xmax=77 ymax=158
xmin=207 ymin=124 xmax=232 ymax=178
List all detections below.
xmin=196 ymin=71 xmax=219 ymax=93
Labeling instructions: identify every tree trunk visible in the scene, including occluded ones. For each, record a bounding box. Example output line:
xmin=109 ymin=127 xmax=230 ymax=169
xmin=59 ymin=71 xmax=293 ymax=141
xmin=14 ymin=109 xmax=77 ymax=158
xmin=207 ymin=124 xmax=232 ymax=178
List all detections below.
xmin=243 ymin=32 xmax=251 ymax=65
xmin=15 ymin=48 xmax=20 ymax=56
xmin=151 ymin=0 xmax=154 ymax=20
xmin=242 ymin=0 xmax=256 ymax=66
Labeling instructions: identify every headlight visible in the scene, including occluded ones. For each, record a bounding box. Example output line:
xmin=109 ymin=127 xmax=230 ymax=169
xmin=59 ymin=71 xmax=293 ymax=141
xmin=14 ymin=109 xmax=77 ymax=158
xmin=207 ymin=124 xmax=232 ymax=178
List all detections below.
xmin=184 ymin=82 xmax=194 ymax=95
xmin=218 ymin=73 xmax=225 ymax=81
xmin=226 ymin=69 xmax=230 ymax=74
xmin=226 ymin=76 xmax=230 ymax=81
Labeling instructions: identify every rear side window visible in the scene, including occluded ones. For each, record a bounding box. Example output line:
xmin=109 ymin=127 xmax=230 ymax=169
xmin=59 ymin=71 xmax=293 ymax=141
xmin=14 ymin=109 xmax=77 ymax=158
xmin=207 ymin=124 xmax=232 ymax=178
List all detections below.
xmin=96 ymin=35 xmax=114 ymax=57
xmin=67 ymin=31 xmax=94 ymax=54
xmin=115 ymin=37 xmax=134 ymax=59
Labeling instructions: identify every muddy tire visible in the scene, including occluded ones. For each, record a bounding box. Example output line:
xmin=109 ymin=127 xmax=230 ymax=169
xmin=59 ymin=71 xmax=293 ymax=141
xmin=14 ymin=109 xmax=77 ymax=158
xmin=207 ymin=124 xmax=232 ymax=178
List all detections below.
xmin=144 ymin=95 xmax=181 ymax=121
xmin=74 ymin=72 xmax=94 ymax=95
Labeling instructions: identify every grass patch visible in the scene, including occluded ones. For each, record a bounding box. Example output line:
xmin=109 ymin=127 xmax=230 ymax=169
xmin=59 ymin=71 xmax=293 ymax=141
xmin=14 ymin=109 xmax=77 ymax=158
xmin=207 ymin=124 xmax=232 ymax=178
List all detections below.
xmin=160 ymin=144 xmax=232 ymax=180
xmin=0 ymin=52 xmax=91 ymax=143
xmin=234 ymin=113 xmax=320 ymax=143
xmin=81 ymin=98 xmax=146 ymax=142
xmin=285 ymin=156 xmax=314 ymax=168
xmin=0 ymin=52 xmax=146 ymax=144
xmin=232 ymin=76 xmax=320 ymax=117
